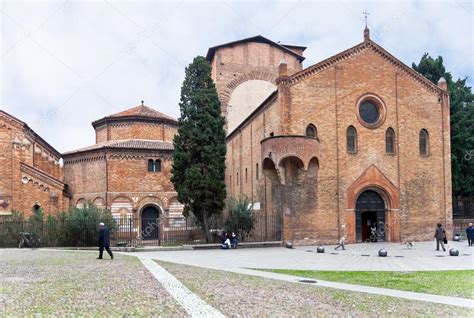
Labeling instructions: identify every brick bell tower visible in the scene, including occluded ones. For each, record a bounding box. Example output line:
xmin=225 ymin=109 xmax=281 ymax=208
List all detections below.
xmin=206 ymin=35 xmax=306 ymax=133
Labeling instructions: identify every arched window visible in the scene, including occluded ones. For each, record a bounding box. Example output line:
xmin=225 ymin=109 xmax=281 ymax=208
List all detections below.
xmin=306 ymin=124 xmax=317 ymax=138
xmin=385 ymin=128 xmax=395 ymax=154
xmin=419 ymin=129 xmax=429 ymax=156
xmin=256 ymin=163 xmax=259 ymax=180
xmin=155 ymin=159 xmax=162 ymax=172
xmin=346 ymin=126 xmax=357 ymax=154
xmin=32 ymin=204 xmax=41 ymax=215
xmin=147 ymin=159 xmax=154 ymax=172
xmin=236 ymin=172 xmax=239 ymax=186
xmin=245 ymin=168 xmax=248 ymax=183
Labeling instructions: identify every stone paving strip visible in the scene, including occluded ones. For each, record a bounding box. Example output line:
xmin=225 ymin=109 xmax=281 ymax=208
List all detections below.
xmin=226 ymin=267 xmax=474 ymax=309
xmin=139 ymin=257 xmax=225 ymax=318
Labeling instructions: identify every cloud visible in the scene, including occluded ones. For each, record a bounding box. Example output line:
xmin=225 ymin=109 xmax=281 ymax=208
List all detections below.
xmin=1 ymin=0 xmax=472 ymax=153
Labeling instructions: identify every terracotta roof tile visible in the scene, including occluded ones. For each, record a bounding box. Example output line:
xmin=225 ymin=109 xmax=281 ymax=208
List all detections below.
xmin=63 ymin=139 xmax=173 ymax=155
xmin=107 ymin=105 xmax=177 ymax=121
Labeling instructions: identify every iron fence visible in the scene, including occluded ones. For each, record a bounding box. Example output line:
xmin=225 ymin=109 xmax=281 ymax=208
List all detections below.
xmin=0 ymin=214 xmax=281 ymax=248
xmin=453 ymin=196 xmax=474 ymax=219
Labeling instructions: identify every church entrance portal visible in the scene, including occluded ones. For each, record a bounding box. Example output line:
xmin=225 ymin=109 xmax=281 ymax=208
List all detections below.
xmin=356 ymin=190 xmax=386 ymax=242
xmin=141 ymin=206 xmax=160 ymax=241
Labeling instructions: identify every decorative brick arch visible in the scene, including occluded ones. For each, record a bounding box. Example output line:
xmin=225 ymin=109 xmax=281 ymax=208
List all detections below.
xmin=136 ymin=196 xmax=164 ymax=212
xmin=92 ymin=197 xmax=105 ymax=209
xmin=345 ymin=164 xmax=401 ymax=243
xmin=110 ymin=196 xmax=133 ymax=217
xmin=220 ymin=70 xmax=278 ymax=113
xmin=346 ymin=165 xmax=400 ymax=210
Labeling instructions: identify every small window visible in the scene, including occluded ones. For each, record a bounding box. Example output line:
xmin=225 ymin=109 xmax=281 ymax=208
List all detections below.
xmin=148 ymin=159 xmax=161 ymax=172
xmin=236 ymin=172 xmax=239 ymax=186
xmin=385 ymin=128 xmax=395 ymax=154
xmin=245 ymin=168 xmax=248 ymax=183
xmin=155 ymin=159 xmax=162 ymax=172
xmin=419 ymin=129 xmax=429 ymax=156
xmin=148 ymin=159 xmax=154 ymax=172
xmin=256 ymin=163 xmax=259 ymax=180
xmin=347 ymin=126 xmax=357 ymax=154
xmin=306 ymin=124 xmax=317 ymax=138
xmin=269 ymin=132 xmax=274 ymax=137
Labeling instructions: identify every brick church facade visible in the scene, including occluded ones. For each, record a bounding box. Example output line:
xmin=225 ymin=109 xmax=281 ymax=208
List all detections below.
xmin=209 ymin=28 xmax=452 ymax=244
xmin=0 ymin=28 xmax=452 ymax=245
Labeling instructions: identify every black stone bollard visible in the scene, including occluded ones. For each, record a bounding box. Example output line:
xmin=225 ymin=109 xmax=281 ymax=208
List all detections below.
xmin=286 ymin=241 xmax=293 ymax=249
xmin=378 ymin=249 xmax=388 ymax=257
xmin=449 ymin=248 xmax=459 ymax=256
xmin=317 ymin=246 xmax=325 ymax=253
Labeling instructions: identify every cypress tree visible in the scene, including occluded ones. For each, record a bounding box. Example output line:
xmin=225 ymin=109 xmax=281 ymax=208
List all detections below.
xmin=171 ymin=56 xmax=226 ymax=242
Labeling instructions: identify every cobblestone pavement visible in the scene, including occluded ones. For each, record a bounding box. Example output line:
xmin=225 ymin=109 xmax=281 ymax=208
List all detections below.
xmin=159 ymin=260 xmax=471 ymax=317
xmin=0 ymin=249 xmax=187 ymax=316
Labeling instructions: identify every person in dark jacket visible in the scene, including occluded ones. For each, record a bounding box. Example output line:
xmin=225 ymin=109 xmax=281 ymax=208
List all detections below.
xmin=98 ymin=223 xmax=113 ymax=259
xmin=466 ymin=223 xmax=474 ymax=246
xmin=434 ymin=223 xmax=446 ymax=252
xmin=231 ymin=232 xmax=239 ymax=249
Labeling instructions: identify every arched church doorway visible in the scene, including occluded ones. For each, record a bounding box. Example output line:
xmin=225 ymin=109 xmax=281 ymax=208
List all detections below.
xmin=355 ymin=190 xmax=386 ymax=242
xmin=141 ymin=205 xmax=161 ymax=240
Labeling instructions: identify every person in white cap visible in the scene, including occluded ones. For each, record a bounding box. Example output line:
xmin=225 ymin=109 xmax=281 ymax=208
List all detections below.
xmin=97 ymin=222 xmax=113 ymax=259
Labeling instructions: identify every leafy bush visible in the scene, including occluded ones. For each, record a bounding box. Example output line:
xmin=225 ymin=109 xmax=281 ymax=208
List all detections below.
xmin=63 ymin=202 xmax=116 ymax=247
xmin=224 ymin=196 xmax=256 ymax=242
xmin=0 ymin=203 xmax=116 ymax=247
xmin=0 ymin=211 xmax=26 ymax=247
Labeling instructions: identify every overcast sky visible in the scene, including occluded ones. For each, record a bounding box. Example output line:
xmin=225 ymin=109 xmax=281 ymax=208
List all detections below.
xmin=1 ymin=0 xmax=472 ymax=153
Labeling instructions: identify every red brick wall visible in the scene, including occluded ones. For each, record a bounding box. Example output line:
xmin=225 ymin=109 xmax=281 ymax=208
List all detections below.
xmin=107 ymin=153 xmax=174 ymax=193
xmin=0 ymin=114 xmax=68 ymax=218
xmin=218 ymin=40 xmax=452 ymax=245
xmin=63 ymin=152 xmax=107 ymax=207
xmin=211 ymin=41 xmax=303 ymax=124
xmin=95 ymin=122 xmax=177 ymax=143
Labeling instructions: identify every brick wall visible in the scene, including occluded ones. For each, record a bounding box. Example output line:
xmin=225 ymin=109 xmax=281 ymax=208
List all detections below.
xmin=95 ymin=121 xmax=177 ymax=143
xmin=0 ymin=112 xmax=68 ymax=217
xmin=217 ymin=37 xmax=452 ymax=245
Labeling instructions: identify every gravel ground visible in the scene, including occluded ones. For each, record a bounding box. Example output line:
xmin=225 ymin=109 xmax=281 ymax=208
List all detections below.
xmin=158 ymin=261 xmax=472 ymax=317
xmin=0 ymin=249 xmax=187 ymax=316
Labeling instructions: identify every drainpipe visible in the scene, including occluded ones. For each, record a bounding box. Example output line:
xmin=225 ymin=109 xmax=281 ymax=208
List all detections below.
xmin=104 ymin=147 xmax=109 ymax=209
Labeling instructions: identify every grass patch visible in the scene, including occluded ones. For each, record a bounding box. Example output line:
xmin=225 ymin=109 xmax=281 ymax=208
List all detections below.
xmin=260 ymin=269 xmax=474 ymax=299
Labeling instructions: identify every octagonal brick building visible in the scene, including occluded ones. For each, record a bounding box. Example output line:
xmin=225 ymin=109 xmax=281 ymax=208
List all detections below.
xmin=63 ymin=104 xmax=184 ymax=240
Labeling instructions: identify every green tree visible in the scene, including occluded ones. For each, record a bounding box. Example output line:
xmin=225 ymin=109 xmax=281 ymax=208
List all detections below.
xmin=413 ymin=53 xmax=474 ymax=196
xmin=225 ymin=196 xmax=256 ymax=242
xmin=172 ymin=56 xmax=227 ymax=243
xmin=66 ymin=202 xmax=116 ymax=246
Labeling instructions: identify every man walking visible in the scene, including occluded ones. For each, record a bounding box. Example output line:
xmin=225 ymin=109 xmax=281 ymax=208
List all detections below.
xmin=466 ymin=223 xmax=474 ymax=246
xmin=97 ymin=222 xmax=113 ymax=260
xmin=434 ymin=223 xmax=446 ymax=252
xmin=335 ymin=235 xmax=346 ymax=250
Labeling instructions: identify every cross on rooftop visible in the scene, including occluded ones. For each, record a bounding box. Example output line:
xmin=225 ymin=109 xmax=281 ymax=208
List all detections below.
xmin=363 ymin=10 xmax=369 ymax=27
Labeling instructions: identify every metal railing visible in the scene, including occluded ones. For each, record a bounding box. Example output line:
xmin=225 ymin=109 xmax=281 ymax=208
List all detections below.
xmin=453 ymin=196 xmax=474 ymax=219
xmin=0 ymin=214 xmax=281 ymax=248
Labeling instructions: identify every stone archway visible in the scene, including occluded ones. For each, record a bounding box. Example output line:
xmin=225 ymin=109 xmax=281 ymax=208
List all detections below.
xmin=346 ymin=165 xmax=401 ymax=243
xmin=220 ymin=70 xmax=278 ymax=113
